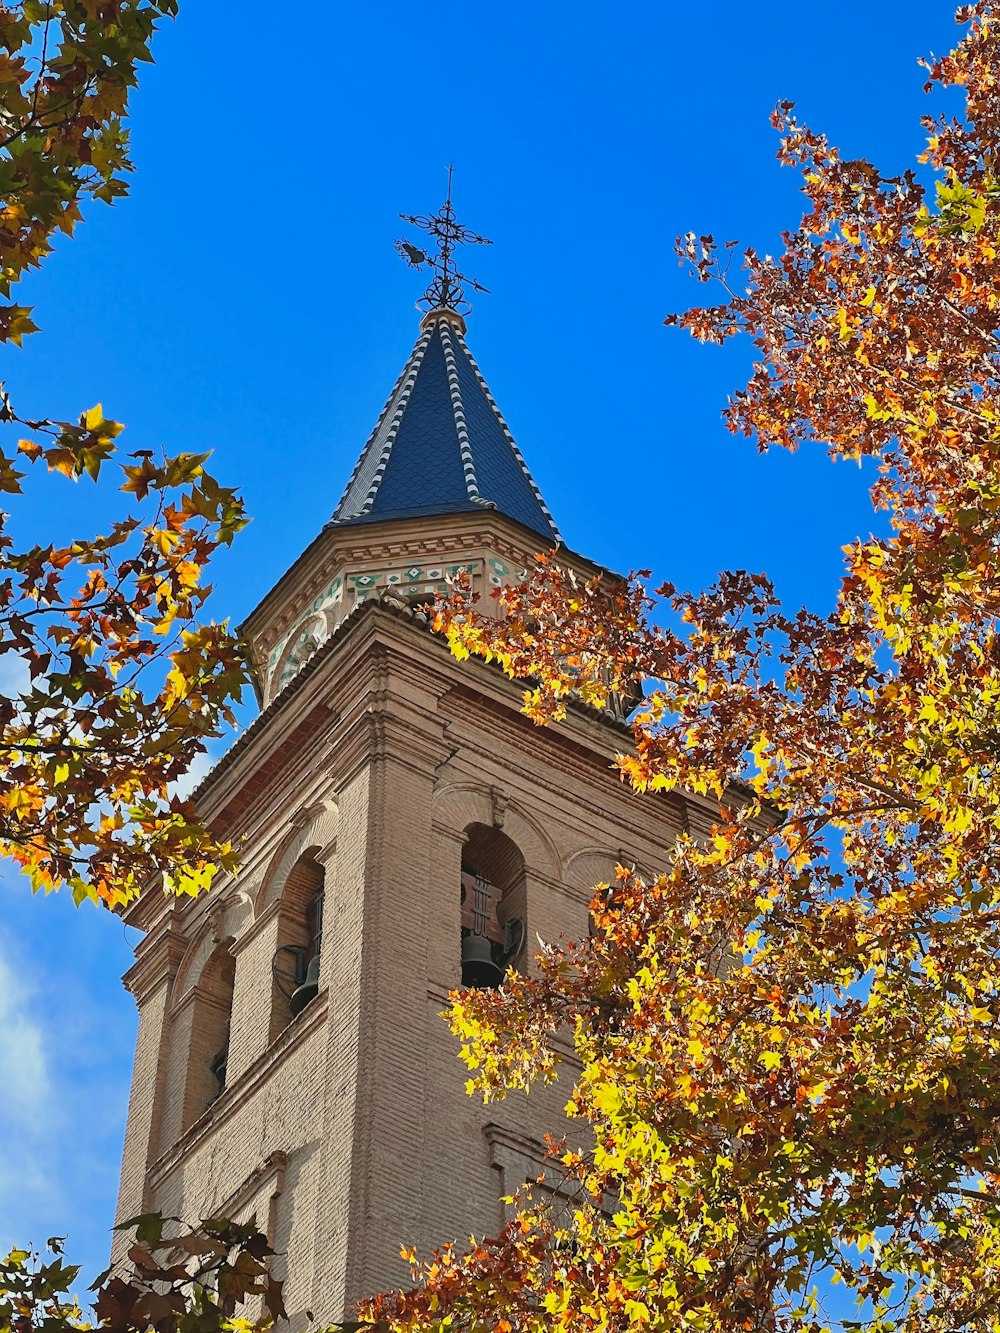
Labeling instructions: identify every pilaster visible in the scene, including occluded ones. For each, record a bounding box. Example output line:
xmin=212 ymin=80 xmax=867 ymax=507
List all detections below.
xmin=309 ymin=756 xmax=374 ymax=1319
xmin=345 ymin=699 xmax=453 ymax=1307
xmin=112 ymin=927 xmax=186 ymax=1265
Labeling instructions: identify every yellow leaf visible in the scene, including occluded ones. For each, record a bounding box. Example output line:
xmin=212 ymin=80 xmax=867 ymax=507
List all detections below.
xmin=591 ymin=1083 xmax=622 ymax=1116
xmin=688 ymin=1036 xmax=707 ymax=1063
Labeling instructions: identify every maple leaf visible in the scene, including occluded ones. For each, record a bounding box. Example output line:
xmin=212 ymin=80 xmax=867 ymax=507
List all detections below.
xmin=0 ymin=2 xmax=249 ymax=907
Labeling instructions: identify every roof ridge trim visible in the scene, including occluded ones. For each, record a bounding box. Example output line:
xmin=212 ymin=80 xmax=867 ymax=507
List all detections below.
xmin=438 ymin=320 xmax=485 ymax=507
xmin=452 ymin=328 xmax=563 ymax=544
xmin=329 ymin=326 xmax=434 ymax=523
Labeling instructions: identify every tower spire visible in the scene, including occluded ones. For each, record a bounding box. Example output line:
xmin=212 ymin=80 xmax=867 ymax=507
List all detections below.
xmin=395 ymin=167 xmax=492 ymax=316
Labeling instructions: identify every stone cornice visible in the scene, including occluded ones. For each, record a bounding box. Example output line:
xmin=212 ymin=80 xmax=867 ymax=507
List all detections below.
xmin=122 ymin=926 xmax=188 ymax=1001
xmin=198 ymin=602 xmax=632 ymax=821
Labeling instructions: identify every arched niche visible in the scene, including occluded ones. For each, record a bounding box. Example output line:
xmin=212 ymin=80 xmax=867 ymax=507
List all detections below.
xmin=270 ymin=614 xmax=328 ymax=698
xmin=564 ymin=846 xmax=656 ymax=949
xmin=255 ymin=801 xmax=338 ymax=917
xmin=563 ymin=847 xmax=628 ymax=948
xmin=433 ymin=782 xmax=561 ymax=880
xmin=460 ymin=822 xmax=528 ymax=987
xmin=563 ymin=848 xmax=625 ymax=899
xmin=171 ymin=895 xmax=246 ymax=1005
xmin=173 ymin=935 xmax=236 ymax=1134
xmin=268 ymin=849 xmax=326 ymax=1038
xmin=565 ymin=847 xmax=655 ymax=896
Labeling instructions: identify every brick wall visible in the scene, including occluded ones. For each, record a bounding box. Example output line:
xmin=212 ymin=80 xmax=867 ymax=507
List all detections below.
xmin=115 ymin=602 xmax=700 ymax=1319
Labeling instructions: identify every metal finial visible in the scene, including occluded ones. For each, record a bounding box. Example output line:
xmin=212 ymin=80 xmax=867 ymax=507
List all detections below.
xmin=395 ymin=165 xmax=492 ymax=315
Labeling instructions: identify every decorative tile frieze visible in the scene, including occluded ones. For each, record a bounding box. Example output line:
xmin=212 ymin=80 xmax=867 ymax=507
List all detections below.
xmin=265 ymin=561 xmax=510 ymax=700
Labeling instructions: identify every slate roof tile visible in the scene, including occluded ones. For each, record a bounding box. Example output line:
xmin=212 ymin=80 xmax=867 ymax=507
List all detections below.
xmin=329 ymin=313 xmax=561 ymax=543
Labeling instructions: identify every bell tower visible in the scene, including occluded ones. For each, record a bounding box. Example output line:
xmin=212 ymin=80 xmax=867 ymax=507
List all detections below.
xmin=112 ymin=192 xmax=710 ymax=1321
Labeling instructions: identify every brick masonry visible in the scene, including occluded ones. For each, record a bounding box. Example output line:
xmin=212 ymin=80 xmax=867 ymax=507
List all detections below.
xmin=113 ymin=512 xmax=716 ymax=1321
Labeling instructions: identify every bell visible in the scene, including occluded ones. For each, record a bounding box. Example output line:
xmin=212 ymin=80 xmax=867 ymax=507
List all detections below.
xmin=461 ymin=933 xmax=502 ymax=989
xmin=209 ymin=1047 xmax=228 ymax=1090
xmin=290 ymin=952 xmax=321 ymax=1015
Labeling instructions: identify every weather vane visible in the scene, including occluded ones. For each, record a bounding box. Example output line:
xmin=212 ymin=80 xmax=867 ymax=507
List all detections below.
xmin=395 ymin=165 xmax=492 ymax=314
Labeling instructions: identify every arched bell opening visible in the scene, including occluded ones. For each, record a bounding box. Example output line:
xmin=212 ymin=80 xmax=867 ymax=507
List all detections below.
xmin=270 ymin=851 xmax=326 ymax=1037
xmin=183 ymin=940 xmax=236 ymax=1130
xmin=460 ymin=823 xmax=527 ymax=990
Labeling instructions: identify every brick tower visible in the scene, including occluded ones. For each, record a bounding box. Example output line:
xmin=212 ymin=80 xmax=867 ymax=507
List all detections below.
xmin=113 ymin=209 xmax=710 ymax=1321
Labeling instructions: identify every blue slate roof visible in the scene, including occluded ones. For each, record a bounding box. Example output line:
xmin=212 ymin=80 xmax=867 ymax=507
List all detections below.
xmin=329 ymin=312 xmax=561 ymax=544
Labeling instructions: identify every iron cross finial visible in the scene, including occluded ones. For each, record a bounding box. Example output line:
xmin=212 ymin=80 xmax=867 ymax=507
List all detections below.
xmin=395 ymin=166 xmax=493 ymax=315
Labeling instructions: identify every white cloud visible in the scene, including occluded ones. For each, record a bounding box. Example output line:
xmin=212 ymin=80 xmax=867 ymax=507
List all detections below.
xmin=0 ymin=949 xmax=51 ymax=1121
xmin=0 ymin=651 xmax=30 ymax=699
xmin=0 ymin=903 xmax=135 ymax=1281
xmin=0 ymin=936 xmax=60 ymax=1238
xmin=170 ymin=747 xmax=218 ymax=800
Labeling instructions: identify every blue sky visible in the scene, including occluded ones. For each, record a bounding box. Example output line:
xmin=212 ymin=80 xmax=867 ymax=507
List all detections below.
xmin=0 ymin=0 xmax=965 ymax=1297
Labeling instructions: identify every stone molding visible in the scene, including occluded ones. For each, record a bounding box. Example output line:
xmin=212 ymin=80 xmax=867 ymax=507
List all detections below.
xmin=210 ymin=1151 xmax=288 ymax=1242
xmin=244 ymin=507 xmax=592 ymax=659
xmin=483 ymin=1123 xmax=588 ymax=1216
xmin=122 ymin=928 xmax=188 ymax=1002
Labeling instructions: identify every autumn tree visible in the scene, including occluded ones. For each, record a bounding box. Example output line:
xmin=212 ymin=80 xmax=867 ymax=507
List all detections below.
xmin=0 ymin=1214 xmax=284 ymax=1333
xmin=361 ymin=4 xmax=1000 ymax=1332
xmin=0 ymin=1 xmax=247 ymax=908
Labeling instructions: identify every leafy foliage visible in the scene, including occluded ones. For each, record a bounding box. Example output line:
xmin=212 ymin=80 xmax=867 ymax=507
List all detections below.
xmin=0 ymin=1215 xmax=284 ymax=1333
xmin=0 ymin=1 xmax=248 ymax=906
xmin=363 ymin=4 xmax=1000 ymax=1331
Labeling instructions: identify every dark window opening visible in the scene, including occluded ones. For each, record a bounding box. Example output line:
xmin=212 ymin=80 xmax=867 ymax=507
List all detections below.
xmin=290 ymin=885 xmax=324 ymax=1015
xmin=270 ymin=852 xmax=326 ymax=1036
xmin=186 ymin=942 xmax=235 ymax=1127
xmin=460 ymin=823 xmax=527 ymax=989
